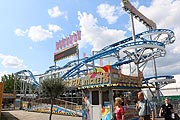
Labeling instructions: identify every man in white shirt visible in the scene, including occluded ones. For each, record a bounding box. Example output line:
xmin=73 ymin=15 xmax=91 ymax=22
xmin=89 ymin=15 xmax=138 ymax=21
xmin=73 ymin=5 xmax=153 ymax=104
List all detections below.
xmin=136 ymin=92 xmax=155 ymax=120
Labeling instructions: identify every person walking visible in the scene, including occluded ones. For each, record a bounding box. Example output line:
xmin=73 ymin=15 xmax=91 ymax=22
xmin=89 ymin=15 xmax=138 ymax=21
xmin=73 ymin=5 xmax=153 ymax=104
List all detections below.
xmin=27 ymin=100 xmax=32 ymax=110
xmin=159 ymin=98 xmax=173 ymax=120
xmin=114 ymin=97 xmax=125 ymax=120
xmin=136 ymin=91 xmax=155 ymax=120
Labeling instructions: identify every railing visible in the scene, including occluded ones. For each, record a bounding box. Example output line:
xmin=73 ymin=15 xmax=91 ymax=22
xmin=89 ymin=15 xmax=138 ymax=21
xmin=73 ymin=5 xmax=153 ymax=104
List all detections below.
xmin=33 ymin=97 xmax=82 ymax=111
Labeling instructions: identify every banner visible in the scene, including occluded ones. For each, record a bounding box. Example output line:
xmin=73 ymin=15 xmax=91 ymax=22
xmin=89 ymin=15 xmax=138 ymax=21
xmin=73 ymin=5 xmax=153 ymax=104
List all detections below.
xmin=73 ymin=33 xmax=77 ymax=42
xmin=55 ymin=31 xmax=81 ymax=51
xmin=77 ymin=31 xmax=81 ymax=40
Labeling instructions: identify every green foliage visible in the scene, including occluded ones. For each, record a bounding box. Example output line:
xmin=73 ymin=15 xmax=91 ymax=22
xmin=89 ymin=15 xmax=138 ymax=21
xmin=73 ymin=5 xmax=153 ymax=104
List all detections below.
xmin=1 ymin=74 xmax=20 ymax=93
xmin=41 ymin=77 xmax=66 ymax=120
xmin=41 ymin=77 xmax=66 ymax=99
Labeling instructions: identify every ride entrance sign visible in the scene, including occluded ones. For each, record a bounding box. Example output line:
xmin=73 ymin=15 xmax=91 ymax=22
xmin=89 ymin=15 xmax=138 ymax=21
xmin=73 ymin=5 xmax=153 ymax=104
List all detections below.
xmin=54 ymin=44 xmax=78 ymax=62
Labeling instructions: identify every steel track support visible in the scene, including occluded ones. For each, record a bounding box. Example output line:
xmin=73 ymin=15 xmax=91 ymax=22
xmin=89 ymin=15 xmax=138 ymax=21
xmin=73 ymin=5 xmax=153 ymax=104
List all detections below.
xmin=130 ymin=13 xmax=139 ymax=76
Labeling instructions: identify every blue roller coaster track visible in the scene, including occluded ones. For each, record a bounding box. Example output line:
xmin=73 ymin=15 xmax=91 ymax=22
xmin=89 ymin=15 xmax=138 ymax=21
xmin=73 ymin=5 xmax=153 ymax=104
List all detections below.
xmin=14 ymin=69 xmax=40 ymax=86
xmin=14 ymin=29 xmax=175 ymax=86
xmin=61 ymin=29 xmax=175 ymax=80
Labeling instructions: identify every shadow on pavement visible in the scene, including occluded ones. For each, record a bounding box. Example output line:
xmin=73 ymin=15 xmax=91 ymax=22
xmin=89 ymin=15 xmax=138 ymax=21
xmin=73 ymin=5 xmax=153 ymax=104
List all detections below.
xmin=1 ymin=111 xmax=19 ymax=120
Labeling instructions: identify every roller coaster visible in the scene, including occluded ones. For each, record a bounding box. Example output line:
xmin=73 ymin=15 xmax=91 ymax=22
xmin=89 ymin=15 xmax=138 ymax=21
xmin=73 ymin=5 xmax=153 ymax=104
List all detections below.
xmin=14 ymin=28 xmax=175 ymax=94
xmin=61 ymin=29 xmax=175 ymax=80
xmin=14 ymin=0 xmax=176 ymax=104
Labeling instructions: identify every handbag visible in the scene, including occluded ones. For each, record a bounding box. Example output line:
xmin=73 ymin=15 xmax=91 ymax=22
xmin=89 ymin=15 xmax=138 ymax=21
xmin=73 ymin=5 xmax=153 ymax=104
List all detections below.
xmin=112 ymin=112 xmax=116 ymax=120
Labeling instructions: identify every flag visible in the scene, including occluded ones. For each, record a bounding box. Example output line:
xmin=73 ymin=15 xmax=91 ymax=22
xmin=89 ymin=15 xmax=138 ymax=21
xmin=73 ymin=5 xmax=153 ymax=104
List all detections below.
xmin=83 ymin=52 xmax=86 ymax=58
xmin=66 ymin=37 xmax=69 ymax=46
xmin=63 ymin=39 xmax=66 ymax=48
xmin=73 ymin=33 xmax=77 ymax=42
xmin=69 ymin=35 xmax=73 ymax=44
xmin=56 ymin=42 xmax=59 ymax=50
xmin=59 ymin=40 xmax=63 ymax=49
xmin=60 ymin=39 xmax=65 ymax=49
xmin=77 ymin=31 xmax=81 ymax=40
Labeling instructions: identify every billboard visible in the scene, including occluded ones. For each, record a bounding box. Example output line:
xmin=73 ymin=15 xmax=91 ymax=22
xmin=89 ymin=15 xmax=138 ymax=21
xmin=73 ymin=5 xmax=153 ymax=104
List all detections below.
xmin=54 ymin=44 xmax=78 ymax=62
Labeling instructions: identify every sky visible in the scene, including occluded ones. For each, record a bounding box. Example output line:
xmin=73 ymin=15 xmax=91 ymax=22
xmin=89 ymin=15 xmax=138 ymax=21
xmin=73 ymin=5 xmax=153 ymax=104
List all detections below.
xmin=0 ymin=0 xmax=180 ymax=80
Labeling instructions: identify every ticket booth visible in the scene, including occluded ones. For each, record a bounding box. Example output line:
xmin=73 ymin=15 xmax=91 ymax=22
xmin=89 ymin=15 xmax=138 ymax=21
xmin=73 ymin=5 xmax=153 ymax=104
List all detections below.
xmin=80 ymin=65 xmax=142 ymax=120
xmin=82 ymin=88 xmax=113 ymax=120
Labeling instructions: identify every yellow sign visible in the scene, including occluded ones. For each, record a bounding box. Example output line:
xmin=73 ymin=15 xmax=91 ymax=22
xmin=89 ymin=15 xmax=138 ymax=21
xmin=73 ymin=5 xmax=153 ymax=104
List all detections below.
xmin=65 ymin=78 xmax=81 ymax=87
xmin=65 ymin=72 xmax=109 ymax=87
xmin=81 ymin=75 xmax=109 ymax=86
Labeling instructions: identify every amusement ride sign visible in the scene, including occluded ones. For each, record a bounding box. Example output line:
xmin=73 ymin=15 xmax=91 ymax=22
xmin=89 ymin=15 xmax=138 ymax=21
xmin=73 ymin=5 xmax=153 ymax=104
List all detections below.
xmin=54 ymin=31 xmax=81 ymax=62
xmin=65 ymin=72 xmax=109 ymax=88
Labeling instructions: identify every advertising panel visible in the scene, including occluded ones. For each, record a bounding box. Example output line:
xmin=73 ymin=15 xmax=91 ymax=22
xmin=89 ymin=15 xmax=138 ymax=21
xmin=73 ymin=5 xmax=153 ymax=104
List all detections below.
xmin=54 ymin=44 xmax=78 ymax=62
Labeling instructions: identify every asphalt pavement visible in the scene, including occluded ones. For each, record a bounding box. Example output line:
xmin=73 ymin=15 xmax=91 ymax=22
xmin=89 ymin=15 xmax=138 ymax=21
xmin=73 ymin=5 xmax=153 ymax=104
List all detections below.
xmin=1 ymin=110 xmax=166 ymax=120
xmin=1 ymin=110 xmax=81 ymax=120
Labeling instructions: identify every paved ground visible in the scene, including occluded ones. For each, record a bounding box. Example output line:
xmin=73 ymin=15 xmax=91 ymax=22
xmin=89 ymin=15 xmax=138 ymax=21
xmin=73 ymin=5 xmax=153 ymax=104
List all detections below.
xmin=1 ymin=110 xmax=166 ymax=120
xmin=1 ymin=110 xmax=81 ymax=120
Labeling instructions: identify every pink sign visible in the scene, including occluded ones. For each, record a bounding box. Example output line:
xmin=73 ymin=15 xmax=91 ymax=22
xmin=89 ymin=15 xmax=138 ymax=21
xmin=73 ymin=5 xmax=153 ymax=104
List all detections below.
xmin=56 ymin=31 xmax=81 ymax=51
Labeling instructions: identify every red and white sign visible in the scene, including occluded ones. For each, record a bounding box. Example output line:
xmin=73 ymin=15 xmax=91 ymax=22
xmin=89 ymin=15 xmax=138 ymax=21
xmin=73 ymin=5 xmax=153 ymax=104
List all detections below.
xmin=56 ymin=31 xmax=81 ymax=51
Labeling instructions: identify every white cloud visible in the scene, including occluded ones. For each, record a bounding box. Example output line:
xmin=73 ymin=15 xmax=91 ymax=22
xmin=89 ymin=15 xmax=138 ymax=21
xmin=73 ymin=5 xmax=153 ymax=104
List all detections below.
xmin=0 ymin=53 xmax=26 ymax=68
xmin=125 ymin=0 xmax=180 ymax=76
xmin=0 ymin=71 xmax=8 ymax=81
xmin=137 ymin=0 xmax=180 ymax=54
xmin=14 ymin=28 xmax=28 ymax=36
xmin=127 ymin=0 xmax=180 ymax=33
xmin=97 ymin=3 xmax=121 ymax=24
xmin=15 ymin=25 xmax=54 ymax=41
xmin=29 ymin=46 xmax=33 ymax=50
xmin=97 ymin=0 xmax=180 ymax=76
xmin=28 ymin=25 xmax=53 ymax=42
xmin=172 ymin=28 xmax=180 ymax=54
xmin=48 ymin=24 xmax=62 ymax=32
xmin=48 ymin=6 xmax=64 ymax=18
xmin=78 ymin=11 xmax=126 ymax=51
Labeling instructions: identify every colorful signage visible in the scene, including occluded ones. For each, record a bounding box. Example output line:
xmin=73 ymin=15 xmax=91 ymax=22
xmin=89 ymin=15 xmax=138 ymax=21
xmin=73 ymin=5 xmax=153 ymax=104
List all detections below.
xmin=65 ymin=66 xmax=111 ymax=88
xmin=54 ymin=44 xmax=78 ymax=61
xmin=102 ymin=107 xmax=110 ymax=120
xmin=65 ymin=78 xmax=81 ymax=87
xmin=29 ymin=104 xmax=81 ymax=116
xmin=65 ymin=65 xmax=142 ymax=88
xmin=64 ymin=72 xmax=109 ymax=88
xmin=56 ymin=31 xmax=81 ymax=51
xmin=81 ymin=73 xmax=109 ymax=86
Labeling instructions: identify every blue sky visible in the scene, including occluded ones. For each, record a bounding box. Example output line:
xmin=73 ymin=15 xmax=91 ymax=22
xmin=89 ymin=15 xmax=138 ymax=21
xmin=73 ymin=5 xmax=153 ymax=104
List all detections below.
xmin=0 ymin=0 xmax=180 ymax=78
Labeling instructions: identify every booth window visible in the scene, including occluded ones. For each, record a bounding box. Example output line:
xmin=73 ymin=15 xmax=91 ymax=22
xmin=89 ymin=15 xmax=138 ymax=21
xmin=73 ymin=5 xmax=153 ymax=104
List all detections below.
xmin=92 ymin=91 xmax=99 ymax=105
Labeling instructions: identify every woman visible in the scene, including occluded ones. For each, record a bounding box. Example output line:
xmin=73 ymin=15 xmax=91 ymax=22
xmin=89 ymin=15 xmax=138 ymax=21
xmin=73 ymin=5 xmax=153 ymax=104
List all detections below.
xmin=159 ymin=98 xmax=173 ymax=120
xmin=114 ymin=97 xmax=125 ymax=120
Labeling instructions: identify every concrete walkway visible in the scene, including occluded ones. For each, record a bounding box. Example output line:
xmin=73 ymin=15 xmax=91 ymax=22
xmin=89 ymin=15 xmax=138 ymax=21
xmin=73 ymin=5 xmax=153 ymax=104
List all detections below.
xmin=2 ymin=110 xmax=166 ymax=120
xmin=2 ymin=110 xmax=81 ymax=120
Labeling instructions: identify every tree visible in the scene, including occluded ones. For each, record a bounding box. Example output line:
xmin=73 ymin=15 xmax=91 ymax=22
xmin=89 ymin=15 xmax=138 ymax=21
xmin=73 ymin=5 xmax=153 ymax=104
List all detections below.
xmin=1 ymin=74 xmax=20 ymax=93
xmin=41 ymin=77 xmax=66 ymax=120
